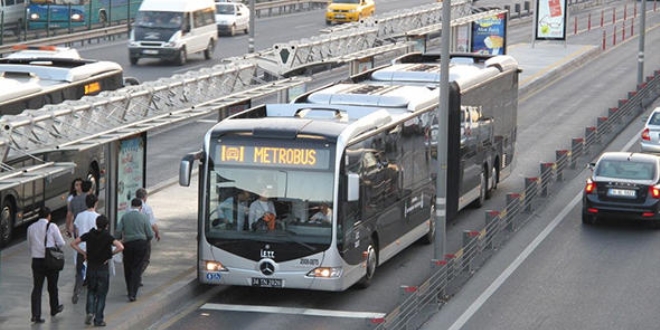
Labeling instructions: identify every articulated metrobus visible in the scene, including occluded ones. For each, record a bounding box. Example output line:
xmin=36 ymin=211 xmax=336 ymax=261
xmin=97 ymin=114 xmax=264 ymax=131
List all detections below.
xmin=0 ymin=48 xmax=130 ymax=116
xmin=179 ymin=53 xmax=519 ymax=291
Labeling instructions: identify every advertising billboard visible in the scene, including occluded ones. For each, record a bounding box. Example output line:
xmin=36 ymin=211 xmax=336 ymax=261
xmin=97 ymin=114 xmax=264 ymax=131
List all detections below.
xmin=471 ymin=12 xmax=507 ymax=55
xmin=535 ymin=0 xmax=568 ymax=40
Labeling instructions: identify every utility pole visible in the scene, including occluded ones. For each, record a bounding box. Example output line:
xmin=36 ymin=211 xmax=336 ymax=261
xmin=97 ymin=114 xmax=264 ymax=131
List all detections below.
xmin=248 ymin=0 xmax=255 ymax=53
xmin=435 ymin=0 xmax=451 ymax=260
xmin=637 ymin=0 xmax=646 ymax=85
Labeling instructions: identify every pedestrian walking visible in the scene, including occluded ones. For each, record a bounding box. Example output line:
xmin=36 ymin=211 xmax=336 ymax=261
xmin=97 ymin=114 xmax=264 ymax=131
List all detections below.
xmin=115 ymin=198 xmax=153 ymax=302
xmin=71 ymin=215 xmax=124 ymax=327
xmin=135 ymin=188 xmax=161 ymax=282
xmin=71 ymin=193 xmax=100 ymax=304
xmin=67 ymin=179 xmax=93 ymax=236
xmin=27 ymin=207 xmax=65 ymax=323
xmin=65 ymin=177 xmax=83 ymax=238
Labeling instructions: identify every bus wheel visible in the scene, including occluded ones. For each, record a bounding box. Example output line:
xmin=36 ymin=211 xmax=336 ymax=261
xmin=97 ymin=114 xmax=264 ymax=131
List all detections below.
xmin=176 ymin=48 xmax=187 ymax=66
xmin=471 ymin=171 xmax=486 ymax=208
xmin=204 ymin=40 xmax=214 ymax=60
xmin=420 ymin=204 xmax=435 ymax=245
xmin=0 ymin=200 xmax=15 ymax=248
xmin=99 ymin=11 xmax=108 ymax=27
xmin=357 ymin=240 xmax=377 ymax=288
xmin=486 ymin=165 xmax=498 ymax=199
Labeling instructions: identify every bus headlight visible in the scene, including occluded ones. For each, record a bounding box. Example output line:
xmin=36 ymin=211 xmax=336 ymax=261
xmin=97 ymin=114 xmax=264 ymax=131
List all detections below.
xmin=71 ymin=13 xmax=83 ymax=21
xmin=204 ymin=260 xmax=227 ymax=272
xmin=29 ymin=13 xmax=40 ymax=20
xmin=307 ymin=267 xmax=342 ymax=278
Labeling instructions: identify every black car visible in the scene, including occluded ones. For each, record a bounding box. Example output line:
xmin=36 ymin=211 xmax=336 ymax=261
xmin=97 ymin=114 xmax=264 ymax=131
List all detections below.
xmin=582 ymin=152 xmax=660 ymax=225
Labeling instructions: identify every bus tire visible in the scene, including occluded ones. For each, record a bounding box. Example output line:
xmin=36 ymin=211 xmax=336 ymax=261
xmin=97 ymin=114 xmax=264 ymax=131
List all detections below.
xmin=420 ymin=204 xmax=435 ymax=245
xmin=356 ymin=239 xmax=378 ymax=289
xmin=204 ymin=40 xmax=214 ymax=60
xmin=486 ymin=164 xmax=498 ymax=199
xmin=471 ymin=171 xmax=486 ymax=208
xmin=176 ymin=48 xmax=187 ymax=66
xmin=0 ymin=199 xmax=15 ymax=248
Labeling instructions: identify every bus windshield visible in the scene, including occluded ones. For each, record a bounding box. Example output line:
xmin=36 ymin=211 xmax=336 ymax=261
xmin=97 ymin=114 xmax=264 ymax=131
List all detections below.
xmin=206 ymin=139 xmax=336 ymax=250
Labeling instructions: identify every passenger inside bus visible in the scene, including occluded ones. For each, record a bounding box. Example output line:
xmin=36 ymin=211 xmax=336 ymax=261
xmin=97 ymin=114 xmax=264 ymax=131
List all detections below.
xmin=309 ymin=203 xmax=332 ymax=225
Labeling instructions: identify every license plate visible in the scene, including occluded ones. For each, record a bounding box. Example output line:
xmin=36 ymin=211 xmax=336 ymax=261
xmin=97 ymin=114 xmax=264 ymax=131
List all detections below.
xmin=335 ymin=14 xmax=345 ymax=18
xmin=608 ymin=188 xmax=636 ymax=197
xmin=251 ymin=278 xmax=283 ymax=288
xmin=143 ymin=49 xmax=158 ymax=55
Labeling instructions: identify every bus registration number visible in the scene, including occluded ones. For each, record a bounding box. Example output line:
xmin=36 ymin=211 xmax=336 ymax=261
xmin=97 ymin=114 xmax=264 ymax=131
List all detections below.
xmin=251 ymin=278 xmax=282 ymax=288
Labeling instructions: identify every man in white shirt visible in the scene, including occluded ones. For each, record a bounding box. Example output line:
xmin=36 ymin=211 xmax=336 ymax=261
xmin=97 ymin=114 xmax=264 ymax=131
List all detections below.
xmin=27 ymin=207 xmax=65 ymax=323
xmin=217 ymin=190 xmax=251 ymax=230
xmin=249 ymin=191 xmax=277 ymax=230
xmin=71 ymin=194 xmax=100 ymax=304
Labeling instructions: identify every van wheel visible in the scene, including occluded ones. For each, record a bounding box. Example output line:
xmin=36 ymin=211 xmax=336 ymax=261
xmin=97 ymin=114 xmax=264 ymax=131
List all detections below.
xmin=244 ymin=25 xmax=249 ymax=34
xmin=204 ymin=40 xmax=214 ymax=60
xmin=176 ymin=48 xmax=187 ymax=66
xmin=229 ymin=24 xmax=236 ymax=37
xmin=325 ymin=20 xmax=332 ymax=26
xmin=0 ymin=200 xmax=15 ymax=248
xmin=129 ymin=57 xmax=139 ymax=66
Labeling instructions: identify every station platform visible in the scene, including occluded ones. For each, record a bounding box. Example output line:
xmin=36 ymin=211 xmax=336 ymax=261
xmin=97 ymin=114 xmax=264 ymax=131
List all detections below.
xmin=0 ymin=41 xmax=600 ymax=330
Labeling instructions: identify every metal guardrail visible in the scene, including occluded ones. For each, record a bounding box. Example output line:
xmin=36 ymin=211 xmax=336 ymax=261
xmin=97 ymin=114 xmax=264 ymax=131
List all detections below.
xmin=371 ymin=70 xmax=660 ymax=329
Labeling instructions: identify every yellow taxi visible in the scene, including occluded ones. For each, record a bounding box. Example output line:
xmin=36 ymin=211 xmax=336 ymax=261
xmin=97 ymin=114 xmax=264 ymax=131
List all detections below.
xmin=325 ymin=0 xmax=375 ymax=25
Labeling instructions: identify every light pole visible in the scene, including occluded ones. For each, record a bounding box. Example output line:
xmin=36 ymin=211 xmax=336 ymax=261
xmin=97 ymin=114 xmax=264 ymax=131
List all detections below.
xmin=248 ymin=0 xmax=255 ymax=53
xmin=435 ymin=0 xmax=451 ymax=260
xmin=637 ymin=0 xmax=646 ymax=85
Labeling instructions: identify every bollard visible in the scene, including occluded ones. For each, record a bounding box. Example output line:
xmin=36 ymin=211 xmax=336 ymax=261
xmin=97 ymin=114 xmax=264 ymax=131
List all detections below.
xmin=588 ymin=13 xmax=591 ymax=30
xmin=524 ymin=1 xmax=530 ymax=14
xmin=571 ymin=138 xmax=584 ymax=165
xmin=524 ymin=178 xmax=538 ymax=213
xmin=539 ymin=163 xmax=554 ymax=197
xmin=584 ymin=126 xmax=597 ymax=151
xmin=597 ymin=116 xmax=609 ymax=137
xmin=484 ymin=210 xmax=500 ymax=250
xmin=555 ymin=150 xmax=569 ymax=181
xmin=608 ymin=107 xmax=620 ymax=125
xmin=431 ymin=259 xmax=448 ymax=299
xmin=602 ymin=29 xmax=606 ymax=51
xmin=462 ymin=230 xmax=480 ymax=273
xmin=515 ymin=3 xmax=521 ymax=17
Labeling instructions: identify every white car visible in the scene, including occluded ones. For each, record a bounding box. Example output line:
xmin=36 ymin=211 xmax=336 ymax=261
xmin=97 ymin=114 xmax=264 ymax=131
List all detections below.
xmin=215 ymin=1 xmax=250 ymax=36
xmin=641 ymin=107 xmax=660 ymax=153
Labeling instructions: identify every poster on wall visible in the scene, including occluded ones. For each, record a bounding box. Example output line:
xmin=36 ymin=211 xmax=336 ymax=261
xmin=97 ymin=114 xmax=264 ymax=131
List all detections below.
xmin=455 ymin=25 xmax=470 ymax=53
xmin=471 ymin=12 xmax=507 ymax=55
xmin=535 ymin=0 xmax=567 ymax=40
xmin=115 ymin=134 xmax=146 ymax=224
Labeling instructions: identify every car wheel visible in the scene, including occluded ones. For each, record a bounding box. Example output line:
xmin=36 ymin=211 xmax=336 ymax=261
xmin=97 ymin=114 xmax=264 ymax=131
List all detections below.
xmin=325 ymin=20 xmax=332 ymax=26
xmin=204 ymin=40 xmax=214 ymax=60
xmin=176 ymin=48 xmax=187 ymax=66
xmin=0 ymin=199 xmax=15 ymax=248
xmin=129 ymin=57 xmax=139 ymax=66
xmin=582 ymin=212 xmax=597 ymax=225
xmin=356 ymin=239 xmax=377 ymax=288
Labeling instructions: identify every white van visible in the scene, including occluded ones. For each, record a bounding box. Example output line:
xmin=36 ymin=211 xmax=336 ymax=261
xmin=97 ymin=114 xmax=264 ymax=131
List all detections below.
xmin=215 ymin=1 xmax=249 ymax=36
xmin=1 ymin=0 xmax=27 ymax=35
xmin=128 ymin=0 xmax=217 ymax=66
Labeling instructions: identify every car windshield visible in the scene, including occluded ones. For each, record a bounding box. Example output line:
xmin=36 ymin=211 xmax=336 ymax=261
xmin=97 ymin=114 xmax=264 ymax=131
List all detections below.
xmin=596 ymin=159 xmax=655 ymax=180
xmin=216 ymin=4 xmax=235 ymax=14
xmin=334 ymin=0 xmax=360 ymax=4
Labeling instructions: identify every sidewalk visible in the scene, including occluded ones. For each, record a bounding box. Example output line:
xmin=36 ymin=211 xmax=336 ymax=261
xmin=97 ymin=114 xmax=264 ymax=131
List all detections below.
xmin=0 ymin=41 xmax=600 ymax=330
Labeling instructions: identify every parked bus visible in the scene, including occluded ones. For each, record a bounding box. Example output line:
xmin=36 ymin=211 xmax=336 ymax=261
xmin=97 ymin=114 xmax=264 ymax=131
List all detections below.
xmin=0 ymin=46 xmax=135 ymax=116
xmin=0 ymin=46 xmax=138 ymax=247
xmin=26 ymin=0 xmax=142 ymax=30
xmin=178 ymin=53 xmax=519 ymax=291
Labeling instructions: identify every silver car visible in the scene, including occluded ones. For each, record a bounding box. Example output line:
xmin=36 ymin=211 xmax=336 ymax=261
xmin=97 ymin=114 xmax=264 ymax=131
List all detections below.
xmin=641 ymin=107 xmax=660 ymax=153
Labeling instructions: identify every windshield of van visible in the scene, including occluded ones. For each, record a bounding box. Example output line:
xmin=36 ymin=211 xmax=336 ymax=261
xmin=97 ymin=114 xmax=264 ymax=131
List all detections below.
xmin=135 ymin=11 xmax=183 ymax=29
xmin=216 ymin=4 xmax=235 ymax=15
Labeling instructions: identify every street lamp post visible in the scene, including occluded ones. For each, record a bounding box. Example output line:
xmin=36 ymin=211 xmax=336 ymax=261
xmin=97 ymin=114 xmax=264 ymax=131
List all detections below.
xmin=248 ymin=0 xmax=255 ymax=53
xmin=637 ymin=0 xmax=646 ymax=85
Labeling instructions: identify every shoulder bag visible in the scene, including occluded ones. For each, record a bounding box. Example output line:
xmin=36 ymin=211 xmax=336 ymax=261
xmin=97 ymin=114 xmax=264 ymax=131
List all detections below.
xmin=44 ymin=222 xmax=65 ymax=271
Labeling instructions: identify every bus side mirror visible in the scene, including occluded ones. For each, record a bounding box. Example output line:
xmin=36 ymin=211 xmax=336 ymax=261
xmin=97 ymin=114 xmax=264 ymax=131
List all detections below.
xmin=347 ymin=173 xmax=359 ymax=202
xmin=180 ymin=151 xmax=203 ymax=187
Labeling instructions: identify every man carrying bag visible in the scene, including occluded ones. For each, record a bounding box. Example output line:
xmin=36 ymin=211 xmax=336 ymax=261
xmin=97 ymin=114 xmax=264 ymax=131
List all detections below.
xmin=27 ymin=207 xmax=65 ymax=323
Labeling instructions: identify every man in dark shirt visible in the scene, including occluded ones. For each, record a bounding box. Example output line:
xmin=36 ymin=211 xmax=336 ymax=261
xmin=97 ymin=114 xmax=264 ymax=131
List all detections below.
xmin=71 ymin=215 xmax=124 ymax=327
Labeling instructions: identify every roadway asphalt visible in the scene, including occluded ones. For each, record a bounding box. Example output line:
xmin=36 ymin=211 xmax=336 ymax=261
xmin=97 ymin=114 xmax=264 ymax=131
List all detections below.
xmin=0 ymin=41 xmax=600 ymax=330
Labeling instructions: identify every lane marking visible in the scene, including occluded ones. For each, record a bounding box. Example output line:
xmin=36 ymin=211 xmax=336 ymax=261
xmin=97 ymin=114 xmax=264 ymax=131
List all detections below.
xmin=201 ymin=303 xmax=386 ymax=319
xmin=447 ymin=129 xmax=641 ymax=330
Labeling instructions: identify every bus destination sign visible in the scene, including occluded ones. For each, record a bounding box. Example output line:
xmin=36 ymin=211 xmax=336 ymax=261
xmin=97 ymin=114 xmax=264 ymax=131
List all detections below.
xmin=218 ymin=145 xmax=330 ymax=170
